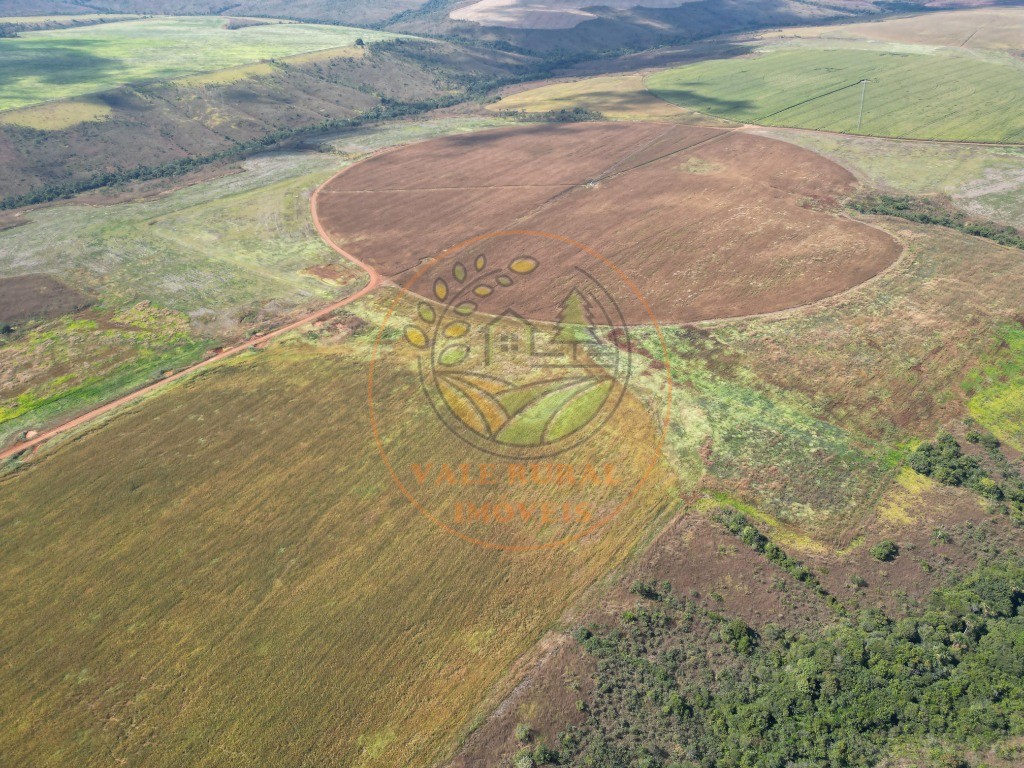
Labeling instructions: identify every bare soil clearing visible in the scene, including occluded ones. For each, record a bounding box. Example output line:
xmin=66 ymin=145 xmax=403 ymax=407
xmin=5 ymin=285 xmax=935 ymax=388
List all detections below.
xmin=314 ymin=122 xmax=901 ymax=324
xmin=0 ymin=274 xmax=92 ymax=324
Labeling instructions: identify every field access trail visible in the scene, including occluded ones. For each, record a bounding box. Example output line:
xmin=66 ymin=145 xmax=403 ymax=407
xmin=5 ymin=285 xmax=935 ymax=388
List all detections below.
xmin=0 ymin=165 xmax=383 ymax=464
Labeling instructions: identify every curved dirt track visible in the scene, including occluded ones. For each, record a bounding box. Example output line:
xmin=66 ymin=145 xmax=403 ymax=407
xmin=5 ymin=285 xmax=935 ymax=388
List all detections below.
xmin=0 ymin=165 xmax=382 ymax=464
xmin=313 ymin=121 xmax=902 ymax=325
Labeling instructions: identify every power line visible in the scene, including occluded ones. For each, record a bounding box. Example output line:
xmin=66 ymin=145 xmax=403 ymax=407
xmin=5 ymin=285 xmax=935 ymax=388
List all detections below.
xmin=755 ymin=78 xmax=866 ymax=122
xmin=857 ymin=79 xmax=868 ymax=132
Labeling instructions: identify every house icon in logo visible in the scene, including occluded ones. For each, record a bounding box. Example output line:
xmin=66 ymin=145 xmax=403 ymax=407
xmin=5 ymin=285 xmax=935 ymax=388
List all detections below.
xmin=482 ymin=309 xmax=557 ymax=366
xmin=480 ymin=290 xmax=604 ymax=368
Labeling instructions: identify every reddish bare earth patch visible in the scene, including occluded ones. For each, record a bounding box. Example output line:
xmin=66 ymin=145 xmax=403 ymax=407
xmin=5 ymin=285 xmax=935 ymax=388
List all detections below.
xmin=314 ymin=122 xmax=900 ymax=324
xmin=0 ymin=274 xmax=92 ymax=325
xmin=301 ymin=263 xmax=354 ymax=285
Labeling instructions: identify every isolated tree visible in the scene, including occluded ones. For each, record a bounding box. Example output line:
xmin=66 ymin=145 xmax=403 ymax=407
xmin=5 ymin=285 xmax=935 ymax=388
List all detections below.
xmin=551 ymin=289 xmax=599 ymax=348
xmin=870 ymin=540 xmax=899 ymax=562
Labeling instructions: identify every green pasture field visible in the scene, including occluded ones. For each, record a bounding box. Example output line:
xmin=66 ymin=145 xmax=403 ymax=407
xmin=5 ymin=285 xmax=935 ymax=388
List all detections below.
xmin=647 ymin=47 xmax=1024 ymax=142
xmin=0 ymin=16 xmax=398 ymax=111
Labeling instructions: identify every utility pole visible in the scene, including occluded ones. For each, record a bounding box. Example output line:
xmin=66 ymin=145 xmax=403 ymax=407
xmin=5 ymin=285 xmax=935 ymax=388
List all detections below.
xmin=857 ymin=79 xmax=868 ymax=132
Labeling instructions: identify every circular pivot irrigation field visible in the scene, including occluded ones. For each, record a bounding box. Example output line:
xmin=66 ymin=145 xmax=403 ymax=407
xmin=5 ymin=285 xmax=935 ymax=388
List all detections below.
xmin=315 ymin=122 xmax=901 ymax=324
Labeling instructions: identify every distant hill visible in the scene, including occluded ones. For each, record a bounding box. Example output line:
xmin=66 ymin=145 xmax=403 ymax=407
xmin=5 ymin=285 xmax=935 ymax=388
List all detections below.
xmin=0 ymin=0 xmax=431 ymax=26
xmin=392 ymin=0 xmax=1003 ymax=55
xmin=3 ymin=0 xmax=1002 ymax=36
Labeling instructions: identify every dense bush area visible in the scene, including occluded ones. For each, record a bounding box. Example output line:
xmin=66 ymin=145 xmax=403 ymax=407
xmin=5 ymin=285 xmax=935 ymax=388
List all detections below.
xmin=851 ymin=195 xmax=1024 ymax=251
xmin=909 ymin=434 xmax=989 ymax=492
xmin=550 ymin=561 xmax=1024 ymax=768
xmin=504 ymin=107 xmax=605 ymax=123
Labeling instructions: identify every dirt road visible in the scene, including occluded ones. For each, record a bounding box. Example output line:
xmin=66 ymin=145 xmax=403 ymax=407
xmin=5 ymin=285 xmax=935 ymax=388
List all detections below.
xmin=0 ymin=165 xmax=383 ymax=464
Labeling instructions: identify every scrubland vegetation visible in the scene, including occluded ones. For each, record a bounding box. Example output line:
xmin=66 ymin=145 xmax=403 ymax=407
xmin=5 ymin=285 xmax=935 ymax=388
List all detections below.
xmin=851 ymin=195 xmax=1024 ymax=251
xmin=557 ymin=558 xmax=1024 ymax=768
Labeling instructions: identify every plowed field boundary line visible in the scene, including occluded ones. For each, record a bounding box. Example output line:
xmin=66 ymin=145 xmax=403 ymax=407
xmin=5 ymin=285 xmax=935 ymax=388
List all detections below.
xmin=319 ymin=183 xmax=576 ymax=192
xmin=589 ymin=126 xmax=740 ymax=183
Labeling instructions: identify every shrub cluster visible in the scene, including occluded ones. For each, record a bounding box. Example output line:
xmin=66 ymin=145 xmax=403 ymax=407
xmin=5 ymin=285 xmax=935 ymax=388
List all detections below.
xmin=851 ymin=194 xmax=1024 ymax=250
xmin=869 ymin=540 xmax=899 ymax=562
xmin=504 ymin=107 xmax=605 ymax=123
xmin=717 ymin=508 xmax=844 ymax=613
xmin=908 ymin=433 xmax=990 ymax=492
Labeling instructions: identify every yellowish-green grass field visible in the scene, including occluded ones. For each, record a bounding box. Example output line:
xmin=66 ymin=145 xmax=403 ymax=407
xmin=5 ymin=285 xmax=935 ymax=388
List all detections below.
xmin=964 ymin=324 xmax=1024 ymax=452
xmin=0 ymin=16 xmax=399 ymax=111
xmin=171 ymin=44 xmax=367 ymax=87
xmin=489 ymin=74 xmax=723 ymax=122
xmin=0 ymin=319 xmax=678 ymax=767
xmin=0 ymin=95 xmax=112 ymax=129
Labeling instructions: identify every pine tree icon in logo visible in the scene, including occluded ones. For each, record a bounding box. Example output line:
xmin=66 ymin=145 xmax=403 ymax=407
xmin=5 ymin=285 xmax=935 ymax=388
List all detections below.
xmin=551 ymin=288 xmax=601 ymax=359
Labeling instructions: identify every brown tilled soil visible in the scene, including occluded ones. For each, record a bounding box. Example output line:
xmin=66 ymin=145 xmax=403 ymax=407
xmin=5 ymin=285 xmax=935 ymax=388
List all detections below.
xmin=301 ymin=263 xmax=356 ymax=285
xmin=315 ymin=122 xmax=901 ymax=324
xmin=0 ymin=274 xmax=92 ymax=325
